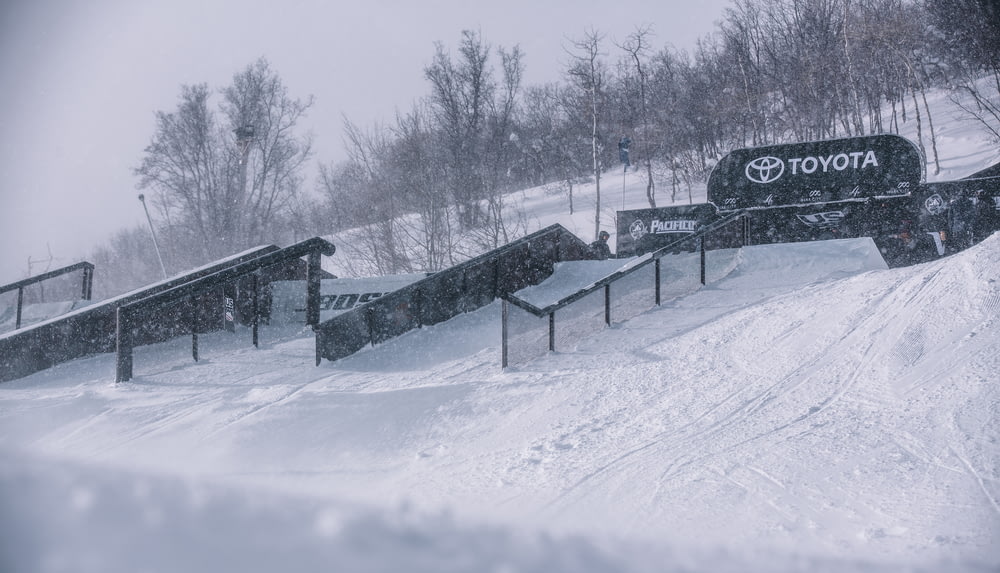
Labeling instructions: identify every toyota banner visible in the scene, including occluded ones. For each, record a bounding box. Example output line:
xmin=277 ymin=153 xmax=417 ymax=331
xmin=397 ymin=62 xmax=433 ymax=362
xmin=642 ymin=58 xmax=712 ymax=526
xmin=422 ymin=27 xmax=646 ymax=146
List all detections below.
xmin=708 ymin=134 xmax=923 ymax=211
xmin=617 ymin=139 xmax=1000 ymax=267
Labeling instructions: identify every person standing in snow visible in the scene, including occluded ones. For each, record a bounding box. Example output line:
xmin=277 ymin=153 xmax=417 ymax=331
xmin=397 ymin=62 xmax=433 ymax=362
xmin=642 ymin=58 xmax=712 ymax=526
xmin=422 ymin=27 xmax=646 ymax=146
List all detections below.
xmin=591 ymin=230 xmax=612 ymax=260
xmin=618 ymin=135 xmax=632 ymax=171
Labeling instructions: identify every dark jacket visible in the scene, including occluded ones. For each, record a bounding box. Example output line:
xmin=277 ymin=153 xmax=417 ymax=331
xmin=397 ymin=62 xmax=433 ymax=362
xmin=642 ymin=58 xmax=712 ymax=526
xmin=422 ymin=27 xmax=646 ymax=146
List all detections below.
xmin=590 ymin=238 xmax=612 ymax=260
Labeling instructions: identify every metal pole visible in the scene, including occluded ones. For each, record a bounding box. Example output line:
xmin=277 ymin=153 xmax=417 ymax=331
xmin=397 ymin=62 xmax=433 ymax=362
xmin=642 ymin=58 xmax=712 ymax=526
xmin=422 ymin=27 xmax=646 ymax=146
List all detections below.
xmin=81 ymin=266 xmax=93 ymax=300
xmin=190 ymin=294 xmax=199 ymax=362
xmin=548 ymin=312 xmax=555 ymax=352
xmin=251 ymin=273 xmax=260 ymax=348
xmin=15 ymin=287 xmax=23 ymax=329
xmin=138 ymin=194 xmax=168 ymax=279
xmin=306 ymin=251 xmax=321 ymax=327
xmin=700 ymin=236 xmax=707 ymax=285
xmin=501 ymin=300 xmax=509 ymax=369
xmin=604 ymin=284 xmax=611 ymax=326
xmin=655 ymin=258 xmax=661 ymax=306
xmin=115 ymin=306 xmax=133 ymax=383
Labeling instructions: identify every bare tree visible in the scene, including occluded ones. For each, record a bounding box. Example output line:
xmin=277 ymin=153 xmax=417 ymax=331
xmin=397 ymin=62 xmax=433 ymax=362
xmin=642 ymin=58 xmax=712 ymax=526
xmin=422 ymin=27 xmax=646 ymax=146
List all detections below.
xmin=566 ymin=29 xmax=609 ymax=240
xmin=135 ymin=58 xmax=313 ymax=268
xmin=618 ymin=25 xmax=658 ymax=208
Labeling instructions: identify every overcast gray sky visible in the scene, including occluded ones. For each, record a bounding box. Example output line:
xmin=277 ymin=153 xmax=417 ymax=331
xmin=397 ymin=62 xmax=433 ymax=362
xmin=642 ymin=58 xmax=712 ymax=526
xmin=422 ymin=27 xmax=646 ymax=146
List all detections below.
xmin=0 ymin=0 xmax=730 ymax=285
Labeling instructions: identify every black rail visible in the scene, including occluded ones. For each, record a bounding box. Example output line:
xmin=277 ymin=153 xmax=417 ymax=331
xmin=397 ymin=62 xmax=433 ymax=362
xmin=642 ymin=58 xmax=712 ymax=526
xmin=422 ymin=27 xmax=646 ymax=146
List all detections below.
xmin=116 ymin=237 xmax=335 ymax=382
xmin=314 ymin=224 xmax=593 ymax=364
xmin=501 ymin=211 xmax=746 ymax=367
xmin=1 ymin=261 xmax=94 ymax=330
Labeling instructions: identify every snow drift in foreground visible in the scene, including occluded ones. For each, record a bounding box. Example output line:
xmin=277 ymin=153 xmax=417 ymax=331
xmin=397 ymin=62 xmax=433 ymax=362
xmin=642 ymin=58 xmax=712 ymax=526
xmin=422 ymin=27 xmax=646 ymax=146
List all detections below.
xmin=1 ymin=235 xmax=999 ymax=572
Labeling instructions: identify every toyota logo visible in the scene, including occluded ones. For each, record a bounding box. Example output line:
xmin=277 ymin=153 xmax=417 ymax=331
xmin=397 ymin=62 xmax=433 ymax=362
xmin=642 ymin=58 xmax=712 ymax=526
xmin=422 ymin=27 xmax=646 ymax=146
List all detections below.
xmin=745 ymin=156 xmax=785 ymax=184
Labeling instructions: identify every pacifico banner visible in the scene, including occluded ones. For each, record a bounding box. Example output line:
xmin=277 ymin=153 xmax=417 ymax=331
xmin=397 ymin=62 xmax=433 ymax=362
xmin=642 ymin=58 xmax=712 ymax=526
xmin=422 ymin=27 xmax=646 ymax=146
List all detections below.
xmin=615 ymin=204 xmax=720 ymax=257
xmin=707 ymin=134 xmax=923 ymax=211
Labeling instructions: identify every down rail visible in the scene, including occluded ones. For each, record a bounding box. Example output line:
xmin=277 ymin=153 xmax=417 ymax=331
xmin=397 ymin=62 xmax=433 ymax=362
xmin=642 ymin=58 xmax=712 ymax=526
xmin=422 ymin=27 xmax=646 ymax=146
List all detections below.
xmin=500 ymin=211 xmax=746 ymax=368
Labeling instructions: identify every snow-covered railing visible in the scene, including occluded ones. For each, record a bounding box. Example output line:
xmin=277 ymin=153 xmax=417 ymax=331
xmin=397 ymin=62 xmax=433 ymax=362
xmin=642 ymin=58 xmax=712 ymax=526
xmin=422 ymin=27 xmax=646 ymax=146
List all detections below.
xmin=115 ymin=237 xmax=335 ymax=383
xmin=500 ymin=211 xmax=746 ymax=368
xmin=0 ymin=246 xmax=284 ymax=384
xmin=313 ymin=224 xmax=593 ymax=364
xmin=0 ymin=261 xmax=94 ymax=330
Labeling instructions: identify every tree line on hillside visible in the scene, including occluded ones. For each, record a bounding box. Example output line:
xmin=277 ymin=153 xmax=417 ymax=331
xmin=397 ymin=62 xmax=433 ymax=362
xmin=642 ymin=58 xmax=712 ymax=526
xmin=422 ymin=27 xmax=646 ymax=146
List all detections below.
xmin=89 ymin=0 xmax=999 ymax=298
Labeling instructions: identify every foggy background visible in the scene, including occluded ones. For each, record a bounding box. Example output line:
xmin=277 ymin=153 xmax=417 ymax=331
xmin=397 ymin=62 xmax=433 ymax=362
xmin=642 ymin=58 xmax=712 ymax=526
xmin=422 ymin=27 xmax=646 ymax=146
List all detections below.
xmin=0 ymin=0 xmax=728 ymax=284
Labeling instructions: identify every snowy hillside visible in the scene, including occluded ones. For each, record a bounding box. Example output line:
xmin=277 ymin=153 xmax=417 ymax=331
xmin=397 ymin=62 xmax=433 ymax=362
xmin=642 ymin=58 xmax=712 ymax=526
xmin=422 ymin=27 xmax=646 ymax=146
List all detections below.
xmin=2 ymin=87 xmax=1000 ymax=572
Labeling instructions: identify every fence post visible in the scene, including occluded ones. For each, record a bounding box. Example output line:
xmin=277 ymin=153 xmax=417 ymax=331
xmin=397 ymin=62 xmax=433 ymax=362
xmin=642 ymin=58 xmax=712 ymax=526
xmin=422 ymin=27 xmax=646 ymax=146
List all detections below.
xmin=700 ymin=237 xmax=707 ymax=285
xmin=501 ymin=300 xmax=509 ymax=369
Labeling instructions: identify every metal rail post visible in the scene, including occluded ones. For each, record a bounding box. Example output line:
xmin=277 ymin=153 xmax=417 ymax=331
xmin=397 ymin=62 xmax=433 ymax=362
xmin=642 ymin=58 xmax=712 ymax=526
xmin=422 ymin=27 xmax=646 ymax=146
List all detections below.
xmin=115 ymin=307 xmax=133 ymax=383
xmin=604 ymin=284 xmax=611 ymax=326
xmin=306 ymin=251 xmax=322 ymax=327
xmin=655 ymin=258 xmax=661 ymax=306
xmin=548 ymin=312 xmax=555 ymax=352
xmin=251 ymin=273 xmax=260 ymax=348
xmin=700 ymin=237 xmax=707 ymax=285
xmin=15 ymin=287 xmax=23 ymax=329
xmin=501 ymin=300 xmax=509 ymax=369
xmin=191 ymin=295 xmax=199 ymax=362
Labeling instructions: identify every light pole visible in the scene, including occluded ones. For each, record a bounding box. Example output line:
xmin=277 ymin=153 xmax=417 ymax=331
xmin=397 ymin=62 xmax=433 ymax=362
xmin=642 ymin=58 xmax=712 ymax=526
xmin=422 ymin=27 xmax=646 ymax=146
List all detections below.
xmin=234 ymin=125 xmax=255 ymax=248
xmin=138 ymin=193 xmax=168 ymax=279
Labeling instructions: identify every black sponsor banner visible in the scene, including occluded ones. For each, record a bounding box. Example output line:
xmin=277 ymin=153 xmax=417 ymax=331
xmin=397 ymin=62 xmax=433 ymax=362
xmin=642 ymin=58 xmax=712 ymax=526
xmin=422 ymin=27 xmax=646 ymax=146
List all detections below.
xmin=616 ymin=204 xmax=720 ymax=257
xmin=708 ymin=134 xmax=923 ymax=210
xmin=741 ymin=177 xmax=1000 ymax=266
xmin=619 ymin=177 xmax=1000 ymax=267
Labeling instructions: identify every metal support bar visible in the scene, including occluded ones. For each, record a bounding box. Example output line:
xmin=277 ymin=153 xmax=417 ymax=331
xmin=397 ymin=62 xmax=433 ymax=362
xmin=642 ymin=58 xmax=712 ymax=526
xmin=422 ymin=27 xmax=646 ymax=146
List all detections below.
xmin=604 ymin=284 xmax=611 ymax=326
xmin=15 ymin=287 xmax=23 ymax=329
xmin=306 ymin=251 xmax=322 ymax=326
xmin=700 ymin=237 xmax=707 ymax=285
xmin=655 ymin=258 xmax=661 ymax=306
xmin=414 ymin=287 xmax=423 ymax=328
xmin=365 ymin=307 xmax=376 ymax=347
xmin=251 ymin=273 xmax=260 ymax=348
xmin=191 ymin=295 xmax=199 ymax=362
xmin=501 ymin=300 xmax=509 ymax=369
xmin=548 ymin=312 xmax=555 ymax=352
xmin=115 ymin=307 xmax=133 ymax=383
xmin=81 ymin=267 xmax=93 ymax=300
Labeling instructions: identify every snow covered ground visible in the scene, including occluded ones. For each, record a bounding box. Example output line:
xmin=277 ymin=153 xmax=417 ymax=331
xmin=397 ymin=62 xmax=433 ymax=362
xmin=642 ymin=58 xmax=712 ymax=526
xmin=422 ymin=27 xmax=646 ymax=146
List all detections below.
xmin=2 ymin=88 xmax=1000 ymax=572
xmin=2 ymin=232 xmax=999 ymax=572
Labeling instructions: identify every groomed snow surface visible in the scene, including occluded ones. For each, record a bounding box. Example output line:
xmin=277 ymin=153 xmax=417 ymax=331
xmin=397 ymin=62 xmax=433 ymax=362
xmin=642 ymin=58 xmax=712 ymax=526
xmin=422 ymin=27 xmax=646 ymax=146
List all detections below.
xmin=2 ymin=234 xmax=998 ymax=572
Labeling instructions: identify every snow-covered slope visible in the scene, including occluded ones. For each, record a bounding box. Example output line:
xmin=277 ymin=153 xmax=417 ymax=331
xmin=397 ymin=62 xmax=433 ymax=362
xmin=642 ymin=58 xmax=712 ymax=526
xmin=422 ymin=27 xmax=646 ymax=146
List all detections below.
xmin=2 ymin=234 xmax=998 ymax=572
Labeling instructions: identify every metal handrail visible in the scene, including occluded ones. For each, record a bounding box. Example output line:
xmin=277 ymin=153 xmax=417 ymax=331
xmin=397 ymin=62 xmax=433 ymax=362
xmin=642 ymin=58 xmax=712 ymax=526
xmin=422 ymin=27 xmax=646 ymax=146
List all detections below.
xmin=502 ymin=210 xmax=745 ymax=317
xmin=1 ymin=261 xmax=95 ymax=330
xmin=115 ymin=237 xmax=335 ymax=382
xmin=500 ymin=210 xmax=746 ymax=368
